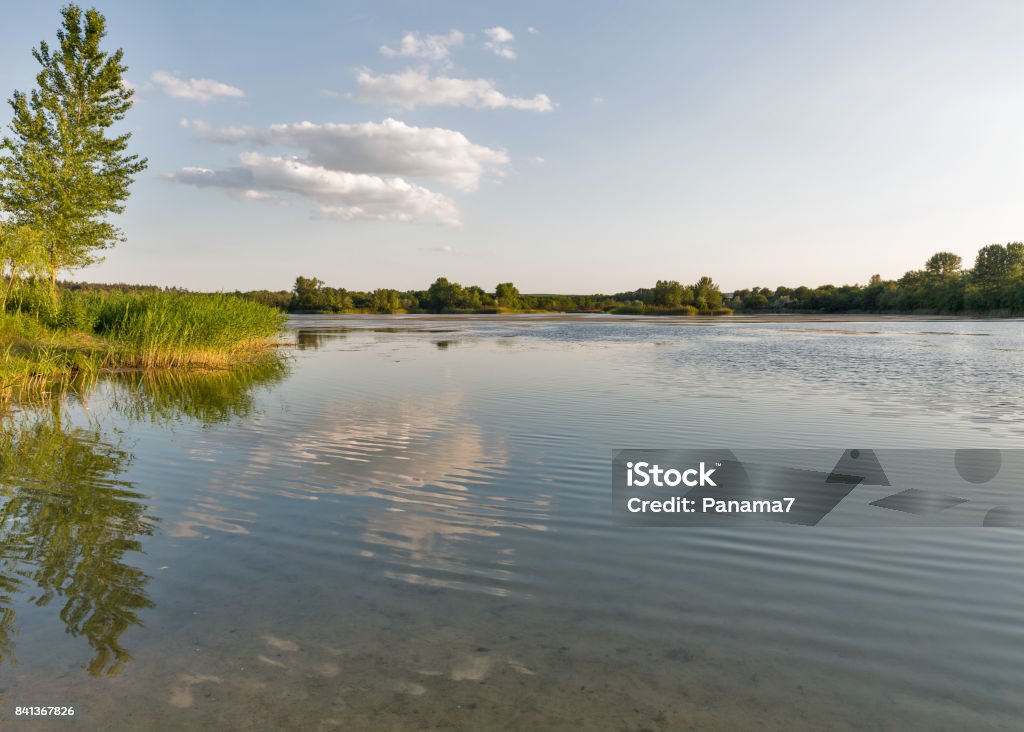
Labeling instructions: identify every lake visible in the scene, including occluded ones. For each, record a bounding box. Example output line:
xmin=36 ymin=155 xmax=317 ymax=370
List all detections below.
xmin=2 ymin=315 xmax=1023 ymax=730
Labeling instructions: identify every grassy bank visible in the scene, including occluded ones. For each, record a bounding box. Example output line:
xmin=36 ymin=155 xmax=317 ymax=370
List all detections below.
xmin=1 ymin=290 xmax=284 ymax=402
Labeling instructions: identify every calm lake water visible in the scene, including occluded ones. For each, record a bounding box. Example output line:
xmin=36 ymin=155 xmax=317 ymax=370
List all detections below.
xmin=2 ymin=315 xmax=1023 ymax=730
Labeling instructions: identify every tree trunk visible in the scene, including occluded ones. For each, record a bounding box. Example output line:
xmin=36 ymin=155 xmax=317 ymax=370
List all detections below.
xmin=49 ymin=254 xmax=58 ymax=307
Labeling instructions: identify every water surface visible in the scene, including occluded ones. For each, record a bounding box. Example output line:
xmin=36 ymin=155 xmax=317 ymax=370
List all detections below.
xmin=2 ymin=315 xmax=1023 ymax=730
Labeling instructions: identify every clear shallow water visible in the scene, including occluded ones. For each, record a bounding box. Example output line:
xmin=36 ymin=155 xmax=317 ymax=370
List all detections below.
xmin=2 ymin=315 xmax=1023 ymax=730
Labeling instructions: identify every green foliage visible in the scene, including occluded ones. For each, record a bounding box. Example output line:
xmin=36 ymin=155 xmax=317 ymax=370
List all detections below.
xmin=290 ymin=276 xmax=353 ymax=312
xmin=0 ymin=223 xmax=46 ymax=308
xmin=5 ymin=277 xmax=50 ymax=317
xmin=427 ymin=277 xmax=464 ymax=312
xmin=1 ymin=290 xmax=284 ymax=401
xmin=240 ymin=240 xmax=1024 ymax=318
xmin=651 ymin=280 xmax=687 ymax=307
xmin=743 ymin=291 xmax=770 ymax=310
xmin=973 ymin=243 xmax=1023 ymax=283
xmin=925 ymin=252 xmax=962 ymax=276
xmin=236 ymin=288 xmax=292 ymax=310
xmin=728 ymin=243 xmax=1024 ymax=314
xmin=0 ymin=5 xmax=147 ymax=290
xmin=0 ymin=312 xmax=100 ymax=405
xmin=371 ymin=288 xmax=402 ymax=313
xmin=53 ymin=289 xmax=100 ymax=331
xmin=94 ymin=292 xmax=284 ymax=367
xmin=693 ymin=276 xmax=723 ymax=311
xmin=495 ymin=282 xmax=521 ymax=309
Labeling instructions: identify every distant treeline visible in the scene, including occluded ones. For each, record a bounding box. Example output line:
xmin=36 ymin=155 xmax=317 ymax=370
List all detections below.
xmin=234 ymin=244 xmax=1024 ymax=315
xmin=236 ymin=275 xmax=731 ymax=315
xmin=728 ymin=243 xmax=1024 ymax=314
xmin=59 ymin=242 xmax=1024 ymax=316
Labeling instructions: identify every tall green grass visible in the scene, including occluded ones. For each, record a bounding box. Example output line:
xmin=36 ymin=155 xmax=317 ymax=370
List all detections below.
xmin=94 ymin=292 xmax=285 ymax=367
xmin=1 ymin=291 xmax=285 ymax=403
xmin=0 ymin=313 xmax=102 ymax=402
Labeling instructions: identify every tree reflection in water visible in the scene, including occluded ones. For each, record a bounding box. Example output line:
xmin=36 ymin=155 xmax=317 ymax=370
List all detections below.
xmin=0 ymin=356 xmax=288 ymax=675
xmin=0 ymin=408 xmax=152 ymax=676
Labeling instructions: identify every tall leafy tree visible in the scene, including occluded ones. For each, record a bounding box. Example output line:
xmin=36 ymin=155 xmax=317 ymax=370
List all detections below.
xmin=924 ymin=251 xmax=962 ymax=276
xmin=427 ymin=277 xmax=464 ymax=312
xmin=0 ymin=4 xmax=147 ymax=296
xmin=652 ymin=279 xmax=685 ymax=307
xmin=495 ymin=282 xmax=521 ymax=309
xmin=371 ymin=288 xmax=401 ymax=313
xmin=692 ymin=275 xmax=723 ymax=311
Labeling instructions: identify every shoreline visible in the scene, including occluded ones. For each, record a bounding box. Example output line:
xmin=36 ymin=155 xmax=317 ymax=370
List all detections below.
xmin=285 ymin=312 xmax=1024 ymax=325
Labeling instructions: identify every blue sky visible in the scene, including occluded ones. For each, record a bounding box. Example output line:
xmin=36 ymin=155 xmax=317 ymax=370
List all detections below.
xmin=2 ymin=1 xmax=1023 ymax=292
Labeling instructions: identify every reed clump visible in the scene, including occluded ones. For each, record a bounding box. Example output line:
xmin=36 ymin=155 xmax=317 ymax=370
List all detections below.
xmin=0 ymin=315 xmax=104 ymax=403
xmin=1 ymin=291 xmax=285 ymax=403
xmin=94 ymin=292 xmax=285 ymax=368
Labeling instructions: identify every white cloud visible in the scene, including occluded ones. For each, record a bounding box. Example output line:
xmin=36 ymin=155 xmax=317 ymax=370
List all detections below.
xmin=380 ymin=30 xmax=464 ymax=61
xmin=484 ymin=26 xmax=516 ymax=59
xmin=241 ymin=188 xmax=290 ymax=206
xmin=355 ymin=68 xmax=553 ymax=111
xmin=485 ymin=26 xmax=514 ymax=43
xmin=531 ymin=156 xmax=545 ymax=164
xmin=528 ymin=26 xmax=539 ymax=34
xmin=489 ymin=47 xmax=517 ymax=61
xmin=168 ymin=153 xmax=460 ymax=226
xmin=181 ymin=118 xmax=508 ymax=191
xmin=179 ymin=118 xmax=255 ymax=142
xmin=151 ymin=71 xmax=244 ymax=101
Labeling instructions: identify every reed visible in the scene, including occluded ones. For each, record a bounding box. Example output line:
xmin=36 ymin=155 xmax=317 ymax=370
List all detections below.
xmin=1 ymin=292 xmax=285 ymax=404
xmin=94 ymin=292 xmax=285 ymax=368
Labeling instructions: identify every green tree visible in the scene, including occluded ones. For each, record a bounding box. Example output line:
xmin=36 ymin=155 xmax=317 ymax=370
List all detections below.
xmin=692 ymin=276 xmax=723 ymax=311
xmin=973 ymin=244 xmax=1016 ymax=283
xmin=0 ymin=5 xmax=147 ymax=298
xmin=652 ymin=279 xmax=684 ymax=308
xmin=460 ymin=285 xmax=491 ymax=309
xmin=495 ymin=282 xmax=521 ymax=309
xmin=292 ymin=276 xmax=327 ymax=310
xmin=427 ymin=277 xmax=463 ymax=312
xmin=371 ymin=288 xmax=401 ymax=313
xmin=743 ymin=291 xmax=770 ymax=310
xmin=967 ymin=242 xmax=1024 ymax=310
xmin=925 ymin=251 xmax=962 ymax=276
